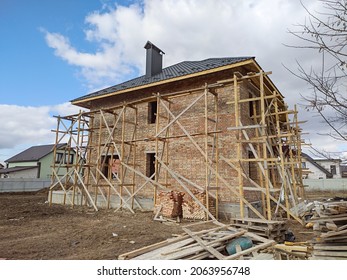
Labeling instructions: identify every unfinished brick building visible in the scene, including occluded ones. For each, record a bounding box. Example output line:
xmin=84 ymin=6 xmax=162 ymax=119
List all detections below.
xmin=49 ymin=42 xmax=304 ymax=223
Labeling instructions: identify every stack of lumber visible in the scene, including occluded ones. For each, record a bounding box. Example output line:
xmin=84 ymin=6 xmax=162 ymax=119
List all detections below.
xmin=308 ymin=200 xmax=347 ymax=260
xmin=182 ymin=190 xmax=216 ymax=220
xmin=230 ymin=217 xmax=286 ymax=241
xmin=118 ymin=220 xmax=275 ymax=260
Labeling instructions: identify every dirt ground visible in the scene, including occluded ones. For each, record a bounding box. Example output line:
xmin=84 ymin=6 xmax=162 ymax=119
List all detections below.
xmin=0 ymin=190 xmax=184 ymax=260
xmin=0 ymin=190 xmax=328 ymax=260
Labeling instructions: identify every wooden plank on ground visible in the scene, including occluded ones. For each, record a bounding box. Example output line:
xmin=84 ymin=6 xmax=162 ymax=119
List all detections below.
xmin=251 ymin=253 xmax=275 ymax=260
xmin=274 ymin=244 xmax=308 ymax=253
xmin=310 ymin=215 xmax=347 ymax=223
xmin=185 ymin=245 xmax=226 ymax=260
xmin=118 ymin=235 xmax=189 ymax=260
xmin=132 ymin=238 xmax=196 ymax=260
xmin=244 ymin=231 xmax=275 ymax=243
xmin=182 ymin=227 xmax=225 ymax=260
xmin=230 ymin=217 xmax=285 ymax=225
xmin=310 ymin=256 xmax=347 ymax=260
xmin=316 ymin=236 xmax=347 ymax=243
xmin=321 ymin=229 xmax=347 ymax=239
xmin=313 ymin=250 xmax=347 ymax=257
xmin=314 ymin=245 xmax=347 ymax=251
xmin=338 ymin=224 xmax=347 ymax=231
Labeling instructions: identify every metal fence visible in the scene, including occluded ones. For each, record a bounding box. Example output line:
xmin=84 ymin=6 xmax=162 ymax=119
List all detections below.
xmin=2 ymin=177 xmax=345 ymax=194
xmin=303 ymin=178 xmax=347 ymax=192
xmin=0 ymin=178 xmax=50 ymax=192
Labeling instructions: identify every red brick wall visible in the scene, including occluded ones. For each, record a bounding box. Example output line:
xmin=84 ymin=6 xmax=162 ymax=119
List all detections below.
xmin=87 ymin=68 xmax=264 ymax=207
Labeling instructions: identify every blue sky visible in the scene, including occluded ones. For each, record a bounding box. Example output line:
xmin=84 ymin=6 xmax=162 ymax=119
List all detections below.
xmin=0 ymin=0 xmax=347 ymax=162
xmin=0 ymin=0 xmax=115 ymax=106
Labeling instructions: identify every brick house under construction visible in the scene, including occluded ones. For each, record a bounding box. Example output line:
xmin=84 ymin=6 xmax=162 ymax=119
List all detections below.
xmin=49 ymin=41 xmax=304 ymax=223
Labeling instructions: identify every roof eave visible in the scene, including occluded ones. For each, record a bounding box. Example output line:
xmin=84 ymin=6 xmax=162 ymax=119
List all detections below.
xmin=71 ymin=58 xmax=256 ymax=108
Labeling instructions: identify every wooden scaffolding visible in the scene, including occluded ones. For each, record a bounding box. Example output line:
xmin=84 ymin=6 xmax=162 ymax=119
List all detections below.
xmin=48 ymin=70 xmax=305 ymax=223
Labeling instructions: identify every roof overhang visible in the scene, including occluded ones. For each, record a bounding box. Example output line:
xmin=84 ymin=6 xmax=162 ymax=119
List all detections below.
xmin=72 ymin=58 xmax=261 ymax=108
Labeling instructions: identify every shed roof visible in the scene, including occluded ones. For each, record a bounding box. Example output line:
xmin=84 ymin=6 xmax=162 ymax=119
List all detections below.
xmin=71 ymin=56 xmax=254 ymax=105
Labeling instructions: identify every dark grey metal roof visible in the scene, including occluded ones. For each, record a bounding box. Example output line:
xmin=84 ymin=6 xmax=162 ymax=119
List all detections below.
xmin=6 ymin=144 xmax=65 ymax=163
xmin=72 ymin=56 xmax=254 ymax=103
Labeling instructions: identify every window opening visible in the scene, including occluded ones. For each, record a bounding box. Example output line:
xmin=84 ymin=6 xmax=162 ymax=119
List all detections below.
xmin=148 ymin=101 xmax=157 ymax=124
xmin=101 ymin=154 xmax=120 ymax=179
xmin=330 ymin=165 xmax=337 ymax=175
xmin=146 ymin=152 xmax=156 ymax=177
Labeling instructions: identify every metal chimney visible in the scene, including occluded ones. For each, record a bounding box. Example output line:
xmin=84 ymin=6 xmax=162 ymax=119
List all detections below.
xmin=144 ymin=41 xmax=165 ymax=77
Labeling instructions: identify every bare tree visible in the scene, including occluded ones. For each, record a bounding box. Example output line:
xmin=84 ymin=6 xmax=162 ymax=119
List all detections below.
xmin=286 ymin=0 xmax=347 ymax=142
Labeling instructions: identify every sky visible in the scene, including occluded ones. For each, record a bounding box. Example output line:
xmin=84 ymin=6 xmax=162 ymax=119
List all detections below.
xmin=0 ymin=0 xmax=347 ymax=163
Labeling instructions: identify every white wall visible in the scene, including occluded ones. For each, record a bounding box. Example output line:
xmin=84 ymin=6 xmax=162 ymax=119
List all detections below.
xmin=7 ymin=168 xmax=38 ymax=179
xmin=8 ymin=161 xmax=37 ymax=168
xmin=317 ymin=160 xmax=342 ymax=179
xmin=304 ymin=161 xmax=328 ymax=179
xmin=303 ymin=159 xmax=342 ymax=179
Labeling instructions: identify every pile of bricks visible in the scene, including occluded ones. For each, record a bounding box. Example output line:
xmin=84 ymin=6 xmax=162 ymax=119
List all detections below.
xmin=155 ymin=190 xmax=216 ymax=220
xmin=155 ymin=191 xmax=185 ymax=218
xmin=183 ymin=190 xmax=216 ymax=220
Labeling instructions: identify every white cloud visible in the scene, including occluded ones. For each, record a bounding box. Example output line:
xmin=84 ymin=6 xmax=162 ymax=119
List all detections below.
xmin=0 ymin=103 xmax=80 ymax=162
xmin=41 ymin=0 xmax=347 ymax=157
xmin=50 ymin=102 xmax=83 ymax=116
xmin=43 ymin=0 xmax=320 ymax=88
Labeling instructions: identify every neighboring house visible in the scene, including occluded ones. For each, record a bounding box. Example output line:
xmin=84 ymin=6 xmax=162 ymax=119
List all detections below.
xmin=50 ymin=41 xmax=304 ymax=220
xmin=0 ymin=144 xmax=75 ymax=179
xmin=301 ymin=153 xmax=342 ymax=179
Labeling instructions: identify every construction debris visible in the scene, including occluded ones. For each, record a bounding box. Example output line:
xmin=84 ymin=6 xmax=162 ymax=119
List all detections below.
xmin=273 ymin=243 xmax=310 ymax=260
xmin=307 ymin=199 xmax=347 ymax=260
xmin=118 ymin=220 xmax=275 ymax=260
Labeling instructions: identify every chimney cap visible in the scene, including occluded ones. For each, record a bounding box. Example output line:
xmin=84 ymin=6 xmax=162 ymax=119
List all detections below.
xmin=144 ymin=41 xmax=165 ymax=55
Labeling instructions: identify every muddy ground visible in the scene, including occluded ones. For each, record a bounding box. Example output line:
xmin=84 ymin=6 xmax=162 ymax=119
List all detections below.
xmin=0 ymin=190 xmax=336 ymax=260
